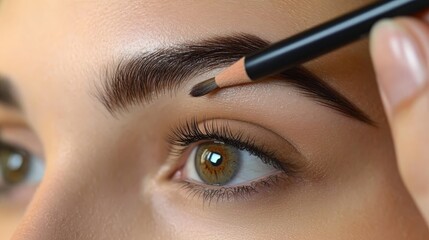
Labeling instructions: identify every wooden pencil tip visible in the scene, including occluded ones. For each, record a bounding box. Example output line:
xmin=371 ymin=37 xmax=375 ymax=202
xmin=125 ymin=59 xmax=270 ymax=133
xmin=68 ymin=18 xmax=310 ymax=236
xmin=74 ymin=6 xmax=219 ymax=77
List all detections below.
xmin=189 ymin=78 xmax=219 ymax=97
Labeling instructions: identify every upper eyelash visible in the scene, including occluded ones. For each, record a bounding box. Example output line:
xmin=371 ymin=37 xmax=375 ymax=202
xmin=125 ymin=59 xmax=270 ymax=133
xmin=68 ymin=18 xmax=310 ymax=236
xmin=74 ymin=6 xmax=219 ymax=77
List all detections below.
xmin=167 ymin=117 xmax=298 ymax=174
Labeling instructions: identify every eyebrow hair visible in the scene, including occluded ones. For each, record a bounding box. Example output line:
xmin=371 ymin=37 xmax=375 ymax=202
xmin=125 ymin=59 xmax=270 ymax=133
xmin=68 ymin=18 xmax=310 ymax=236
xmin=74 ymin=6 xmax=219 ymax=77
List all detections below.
xmin=0 ymin=76 xmax=20 ymax=109
xmin=97 ymin=34 xmax=373 ymax=125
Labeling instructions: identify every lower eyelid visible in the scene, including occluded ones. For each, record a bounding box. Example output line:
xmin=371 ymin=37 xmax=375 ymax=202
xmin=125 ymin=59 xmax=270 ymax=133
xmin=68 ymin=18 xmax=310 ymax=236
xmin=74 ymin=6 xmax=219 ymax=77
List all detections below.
xmin=177 ymin=172 xmax=289 ymax=203
xmin=0 ymin=184 xmax=38 ymax=206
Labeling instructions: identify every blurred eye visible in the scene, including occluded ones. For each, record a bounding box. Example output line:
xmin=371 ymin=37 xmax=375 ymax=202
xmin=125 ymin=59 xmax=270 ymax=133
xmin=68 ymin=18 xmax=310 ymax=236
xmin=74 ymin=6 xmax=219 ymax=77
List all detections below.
xmin=0 ymin=142 xmax=44 ymax=189
xmin=0 ymin=127 xmax=45 ymax=204
xmin=183 ymin=141 xmax=280 ymax=186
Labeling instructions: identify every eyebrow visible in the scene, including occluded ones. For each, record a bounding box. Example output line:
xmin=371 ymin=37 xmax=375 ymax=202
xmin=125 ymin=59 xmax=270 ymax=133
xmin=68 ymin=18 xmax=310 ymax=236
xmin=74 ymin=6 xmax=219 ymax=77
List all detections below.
xmin=0 ymin=76 xmax=20 ymax=109
xmin=97 ymin=34 xmax=373 ymax=125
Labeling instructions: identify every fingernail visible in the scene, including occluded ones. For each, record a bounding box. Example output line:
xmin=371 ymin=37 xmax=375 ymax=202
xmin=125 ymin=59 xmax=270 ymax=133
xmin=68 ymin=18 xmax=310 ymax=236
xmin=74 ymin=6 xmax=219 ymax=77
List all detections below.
xmin=371 ymin=20 xmax=427 ymax=112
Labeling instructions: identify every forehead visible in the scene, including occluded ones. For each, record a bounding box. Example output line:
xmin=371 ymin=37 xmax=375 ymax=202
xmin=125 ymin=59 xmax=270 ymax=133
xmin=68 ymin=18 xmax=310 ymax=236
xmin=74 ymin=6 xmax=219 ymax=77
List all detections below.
xmin=0 ymin=0 xmax=373 ymax=50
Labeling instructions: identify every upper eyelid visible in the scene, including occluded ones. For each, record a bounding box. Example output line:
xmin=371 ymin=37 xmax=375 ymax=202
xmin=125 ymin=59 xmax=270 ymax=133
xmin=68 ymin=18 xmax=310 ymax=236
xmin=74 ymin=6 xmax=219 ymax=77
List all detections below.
xmin=167 ymin=117 xmax=306 ymax=174
xmin=0 ymin=127 xmax=44 ymax=158
xmin=0 ymin=106 xmax=26 ymax=125
xmin=168 ymin=117 xmax=301 ymax=153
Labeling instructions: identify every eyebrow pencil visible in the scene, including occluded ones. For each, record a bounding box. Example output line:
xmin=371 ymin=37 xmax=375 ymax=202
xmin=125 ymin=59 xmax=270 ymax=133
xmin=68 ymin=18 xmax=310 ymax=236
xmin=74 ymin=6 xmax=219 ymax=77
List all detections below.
xmin=190 ymin=0 xmax=429 ymax=97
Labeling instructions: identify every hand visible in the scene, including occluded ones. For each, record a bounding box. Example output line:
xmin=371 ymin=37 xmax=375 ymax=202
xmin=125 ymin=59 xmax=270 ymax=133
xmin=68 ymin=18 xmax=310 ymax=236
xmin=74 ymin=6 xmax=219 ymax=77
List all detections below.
xmin=370 ymin=11 xmax=429 ymax=226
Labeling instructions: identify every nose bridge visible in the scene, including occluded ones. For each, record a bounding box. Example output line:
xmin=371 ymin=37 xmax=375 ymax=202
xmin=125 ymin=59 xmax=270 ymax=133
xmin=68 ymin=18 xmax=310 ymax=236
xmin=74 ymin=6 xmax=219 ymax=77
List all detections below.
xmin=11 ymin=176 xmax=91 ymax=239
xmin=11 ymin=157 xmax=105 ymax=240
xmin=11 ymin=151 xmax=146 ymax=240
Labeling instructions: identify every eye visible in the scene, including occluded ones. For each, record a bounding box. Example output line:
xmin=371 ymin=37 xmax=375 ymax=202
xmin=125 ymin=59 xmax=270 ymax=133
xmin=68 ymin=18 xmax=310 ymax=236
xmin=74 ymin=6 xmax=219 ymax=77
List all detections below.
xmin=0 ymin=141 xmax=44 ymax=191
xmin=182 ymin=141 xmax=281 ymax=187
xmin=168 ymin=118 xmax=303 ymax=202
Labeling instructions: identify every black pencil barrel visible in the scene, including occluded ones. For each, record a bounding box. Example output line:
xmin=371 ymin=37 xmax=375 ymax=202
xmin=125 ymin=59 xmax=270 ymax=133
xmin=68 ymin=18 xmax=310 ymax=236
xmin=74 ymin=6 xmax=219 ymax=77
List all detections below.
xmin=244 ymin=0 xmax=429 ymax=81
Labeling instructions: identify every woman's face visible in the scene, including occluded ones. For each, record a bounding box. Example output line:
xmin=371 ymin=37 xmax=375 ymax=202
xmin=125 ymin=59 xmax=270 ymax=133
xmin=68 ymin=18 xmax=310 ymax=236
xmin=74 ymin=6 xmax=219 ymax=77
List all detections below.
xmin=0 ymin=0 xmax=428 ymax=239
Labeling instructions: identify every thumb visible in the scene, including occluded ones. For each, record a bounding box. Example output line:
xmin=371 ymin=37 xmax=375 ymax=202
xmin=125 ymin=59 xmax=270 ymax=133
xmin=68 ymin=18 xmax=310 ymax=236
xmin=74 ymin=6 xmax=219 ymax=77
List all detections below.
xmin=370 ymin=18 xmax=429 ymax=225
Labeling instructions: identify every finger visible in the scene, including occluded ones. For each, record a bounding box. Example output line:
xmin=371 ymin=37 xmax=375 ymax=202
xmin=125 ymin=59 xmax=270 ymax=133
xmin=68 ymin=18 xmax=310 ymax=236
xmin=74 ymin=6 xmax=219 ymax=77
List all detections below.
xmin=370 ymin=18 xmax=429 ymax=225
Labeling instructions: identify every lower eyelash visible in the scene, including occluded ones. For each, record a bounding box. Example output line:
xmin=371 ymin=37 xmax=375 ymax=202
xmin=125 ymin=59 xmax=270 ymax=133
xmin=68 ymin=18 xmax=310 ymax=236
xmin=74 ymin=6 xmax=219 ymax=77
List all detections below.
xmin=179 ymin=173 xmax=289 ymax=205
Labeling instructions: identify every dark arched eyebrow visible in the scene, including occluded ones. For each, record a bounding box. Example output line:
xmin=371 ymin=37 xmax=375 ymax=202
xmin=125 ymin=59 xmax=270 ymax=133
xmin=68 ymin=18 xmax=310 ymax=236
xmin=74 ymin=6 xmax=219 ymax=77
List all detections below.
xmin=0 ymin=76 xmax=20 ymax=109
xmin=96 ymin=33 xmax=373 ymax=125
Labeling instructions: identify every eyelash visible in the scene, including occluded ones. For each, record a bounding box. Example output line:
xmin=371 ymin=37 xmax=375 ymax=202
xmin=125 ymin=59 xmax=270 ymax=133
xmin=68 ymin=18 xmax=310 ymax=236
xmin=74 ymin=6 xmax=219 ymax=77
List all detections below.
xmin=167 ymin=118 xmax=298 ymax=203
xmin=180 ymin=174 xmax=287 ymax=204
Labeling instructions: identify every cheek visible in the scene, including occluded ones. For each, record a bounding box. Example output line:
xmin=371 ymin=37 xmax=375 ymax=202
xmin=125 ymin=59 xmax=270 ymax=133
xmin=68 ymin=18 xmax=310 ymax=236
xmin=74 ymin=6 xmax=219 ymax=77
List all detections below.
xmin=0 ymin=204 xmax=25 ymax=240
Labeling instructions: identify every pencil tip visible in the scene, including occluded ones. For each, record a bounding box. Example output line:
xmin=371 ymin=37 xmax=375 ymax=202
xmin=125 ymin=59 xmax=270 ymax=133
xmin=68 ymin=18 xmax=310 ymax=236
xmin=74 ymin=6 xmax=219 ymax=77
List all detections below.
xmin=189 ymin=78 xmax=219 ymax=97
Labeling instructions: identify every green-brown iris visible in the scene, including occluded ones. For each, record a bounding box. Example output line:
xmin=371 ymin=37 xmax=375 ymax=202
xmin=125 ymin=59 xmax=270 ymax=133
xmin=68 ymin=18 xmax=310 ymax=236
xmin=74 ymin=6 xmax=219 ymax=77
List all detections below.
xmin=0 ymin=143 xmax=30 ymax=185
xmin=195 ymin=141 xmax=240 ymax=185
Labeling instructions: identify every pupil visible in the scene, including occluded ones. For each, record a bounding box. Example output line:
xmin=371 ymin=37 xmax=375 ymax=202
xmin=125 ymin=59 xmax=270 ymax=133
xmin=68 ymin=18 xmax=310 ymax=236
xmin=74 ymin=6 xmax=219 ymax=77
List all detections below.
xmin=207 ymin=151 xmax=222 ymax=167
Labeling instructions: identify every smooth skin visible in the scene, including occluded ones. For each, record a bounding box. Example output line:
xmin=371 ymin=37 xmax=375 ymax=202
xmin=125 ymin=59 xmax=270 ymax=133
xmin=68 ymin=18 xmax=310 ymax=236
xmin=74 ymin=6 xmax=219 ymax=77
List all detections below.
xmin=0 ymin=0 xmax=428 ymax=239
